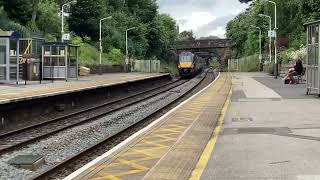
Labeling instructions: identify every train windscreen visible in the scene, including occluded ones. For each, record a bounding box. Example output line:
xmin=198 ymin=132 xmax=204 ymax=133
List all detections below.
xmin=179 ymin=53 xmax=194 ymax=62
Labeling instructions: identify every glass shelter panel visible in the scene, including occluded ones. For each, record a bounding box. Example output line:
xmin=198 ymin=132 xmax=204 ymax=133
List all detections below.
xmin=44 ymin=46 xmax=51 ymax=55
xmin=0 ymin=67 xmax=5 ymax=80
xmin=0 ymin=46 xmax=6 ymax=65
xmin=308 ymin=25 xmax=319 ymax=44
xmin=306 ymin=23 xmax=320 ymax=93
xmin=308 ymin=45 xmax=319 ymax=65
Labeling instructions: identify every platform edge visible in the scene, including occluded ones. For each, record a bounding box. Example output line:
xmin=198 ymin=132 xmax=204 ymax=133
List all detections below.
xmin=63 ymin=72 xmax=221 ymax=180
xmin=189 ymin=76 xmax=233 ymax=180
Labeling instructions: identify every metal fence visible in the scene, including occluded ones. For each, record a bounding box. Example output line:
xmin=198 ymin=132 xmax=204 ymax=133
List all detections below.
xmin=228 ymin=54 xmax=261 ymax=72
xmin=132 ymin=60 xmax=161 ymax=73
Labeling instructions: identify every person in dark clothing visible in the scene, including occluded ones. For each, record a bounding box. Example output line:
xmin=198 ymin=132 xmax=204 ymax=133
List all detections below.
xmin=284 ymin=60 xmax=303 ymax=84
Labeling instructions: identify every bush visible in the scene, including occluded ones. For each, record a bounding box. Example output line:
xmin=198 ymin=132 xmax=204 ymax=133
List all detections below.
xmin=107 ymin=48 xmax=124 ymax=65
xmin=280 ymin=45 xmax=307 ymax=64
xmin=160 ymin=61 xmax=178 ymax=76
xmin=238 ymin=54 xmax=260 ymax=72
xmin=37 ymin=0 xmax=60 ymax=36
xmin=266 ymin=62 xmax=274 ymax=75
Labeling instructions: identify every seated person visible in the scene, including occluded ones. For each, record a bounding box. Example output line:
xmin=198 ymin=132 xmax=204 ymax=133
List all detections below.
xmin=284 ymin=60 xmax=303 ymax=84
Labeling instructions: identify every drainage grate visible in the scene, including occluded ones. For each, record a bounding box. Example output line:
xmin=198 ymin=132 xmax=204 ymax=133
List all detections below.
xmin=232 ymin=117 xmax=253 ymax=122
xmin=8 ymin=155 xmax=45 ymax=171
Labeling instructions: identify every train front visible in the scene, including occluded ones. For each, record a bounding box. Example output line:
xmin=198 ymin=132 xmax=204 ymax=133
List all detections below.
xmin=178 ymin=52 xmax=195 ymax=78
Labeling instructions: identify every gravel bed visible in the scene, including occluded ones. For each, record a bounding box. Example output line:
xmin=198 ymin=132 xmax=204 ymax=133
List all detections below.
xmin=0 ymin=73 xmax=206 ymax=180
xmin=0 ymin=79 xmax=186 ymax=154
xmin=40 ymin=70 xmax=216 ymax=179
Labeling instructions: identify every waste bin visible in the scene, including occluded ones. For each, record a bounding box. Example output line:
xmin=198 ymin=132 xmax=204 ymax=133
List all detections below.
xmin=27 ymin=58 xmax=41 ymax=80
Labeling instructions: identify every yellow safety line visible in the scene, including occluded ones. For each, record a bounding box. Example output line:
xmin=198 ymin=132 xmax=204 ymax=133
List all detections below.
xmin=189 ymin=86 xmax=233 ymax=180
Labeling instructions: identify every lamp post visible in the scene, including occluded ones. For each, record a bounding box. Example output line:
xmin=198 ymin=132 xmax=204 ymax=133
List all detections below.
xmin=126 ymin=27 xmax=136 ymax=72
xmin=252 ymin=26 xmax=262 ymax=68
xmin=258 ymin=14 xmax=272 ymax=64
xmin=261 ymin=0 xmax=278 ymax=78
xmin=99 ymin=16 xmax=113 ymax=75
xmin=61 ymin=0 xmax=77 ymax=42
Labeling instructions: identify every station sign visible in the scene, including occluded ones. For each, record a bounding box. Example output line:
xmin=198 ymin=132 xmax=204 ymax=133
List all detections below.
xmin=268 ymin=30 xmax=276 ymax=38
xmin=62 ymin=33 xmax=70 ymax=41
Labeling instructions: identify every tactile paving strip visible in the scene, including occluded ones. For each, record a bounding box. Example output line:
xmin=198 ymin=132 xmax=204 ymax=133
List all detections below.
xmin=80 ymin=73 xmax=231 ymax=180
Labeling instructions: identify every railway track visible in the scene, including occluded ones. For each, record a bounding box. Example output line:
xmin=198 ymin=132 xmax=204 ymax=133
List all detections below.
xmin=0 ymin=78 xmax=188 ymax=156
xmin=30 ymin=69 xmax=214 ymax=180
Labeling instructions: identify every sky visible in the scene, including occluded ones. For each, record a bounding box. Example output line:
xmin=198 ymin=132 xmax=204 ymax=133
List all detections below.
xmin=157 ymin=0 xmax=249 ymax=38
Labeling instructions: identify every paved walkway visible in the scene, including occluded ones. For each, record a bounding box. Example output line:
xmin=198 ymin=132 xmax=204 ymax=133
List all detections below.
xmin=202 ymin=73 xmax=320 ymax=180
xmin=0 ymin=73 xmax=166 ymax=104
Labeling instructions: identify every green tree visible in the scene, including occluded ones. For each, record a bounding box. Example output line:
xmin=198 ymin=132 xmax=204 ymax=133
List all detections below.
xmin=107 ymin=48 xmax=124 ymax=65
xmin=147 ymin=14 xmax=178 ymax=61
xmin=126 ymin=0 xmax=157 ymax=23
xmin=68 ymin=0 xmax=107 ymax=41
xmin=3 ymin=0 xmax=33 ymax=25
xmin=178 ymin=30 xmax=195 ymax=41
xmin=36 ymin=0 xmax=60 ymax=36
xmin=226 ymin=0 xmax=320 ymax=57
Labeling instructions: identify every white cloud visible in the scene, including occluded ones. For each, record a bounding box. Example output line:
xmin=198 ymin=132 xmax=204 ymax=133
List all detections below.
xmin=157 ymin=0 xmax=249 ymax=38
xmin=210 ymin=26 xmax=226 ymax=38
xmin=179 ymin=12 xmax=217 ymax=33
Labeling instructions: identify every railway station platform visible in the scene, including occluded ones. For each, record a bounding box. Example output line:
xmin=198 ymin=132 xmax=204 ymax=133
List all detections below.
xmin=201 ymin=73 xmax=320 ymax=180
xmin=65 ymin=73 xmax=232 ymax=180
xmin=0 ymin=73 xmax=168 ymax=104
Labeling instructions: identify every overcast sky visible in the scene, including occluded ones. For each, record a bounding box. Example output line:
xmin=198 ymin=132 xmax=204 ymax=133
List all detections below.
xmin=157 ymin=0 xmax=249 ymax=38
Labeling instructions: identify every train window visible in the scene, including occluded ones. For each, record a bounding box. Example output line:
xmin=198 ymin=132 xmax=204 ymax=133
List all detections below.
xmin=179 ymin=53 xmax=193 ymax=62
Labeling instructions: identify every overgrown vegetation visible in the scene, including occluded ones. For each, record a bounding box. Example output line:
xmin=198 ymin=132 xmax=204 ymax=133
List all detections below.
xmin=229 ymin=55 xmax=260 ymax=72
xmin=227 ymin=0 xmax=320 ymax=62
xmin=0 ymin=0 xmax=179 ymax=66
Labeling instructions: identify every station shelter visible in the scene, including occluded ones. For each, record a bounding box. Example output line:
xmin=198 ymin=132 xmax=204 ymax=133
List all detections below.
xmin=0 ymin=31 xmax=20 ymax=83
xmin=42 ymin=42 xmax=79 ymax=81
xmin=19 ymin=37 xmax=45 ymax=81
xmin=305 ymin=20 xmax=320 ymax=95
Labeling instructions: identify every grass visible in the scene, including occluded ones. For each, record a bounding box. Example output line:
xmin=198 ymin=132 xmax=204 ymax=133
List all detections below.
xmin=160 ymin=61 xmax=179 ymax=76
xmin=230 ymin=54 xmax=260 ymax=72
xmin=79 ymin=43 xmax=123 ymax=66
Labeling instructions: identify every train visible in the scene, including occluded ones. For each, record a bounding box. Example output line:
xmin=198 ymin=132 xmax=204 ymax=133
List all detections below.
xmin=177 ymin=51 xmax=205 ymax=78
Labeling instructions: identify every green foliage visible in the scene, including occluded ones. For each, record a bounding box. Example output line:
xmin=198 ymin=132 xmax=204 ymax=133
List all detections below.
xmin=36 ymin=0 xmax=60 ymax=36
xmin=266 ymin=61 xmax=274 ymax=75
xmin=0 ymin=0 xmax=178 ymax=65
xmin=0 ymin=11 xmax=43 ymax=37
xmin=229 ymin=0 xmax=320 ymax=59
xmin=178 ymin=30 xmax=195 ymax=41
xmin=69 ymin=0 xmax=107 ymax=41
xmin=107 ymin=48 xmax=124 ymax=65
xmin=160 ymin=61 xmax=179 ymax=76
xmin=237 ymin=54 xmax=260 ymax=72
xmin=78 ymin=43 xmax=110 ymax=65
xmin=147 ymin=14 xmax=178 ymax=61
xmin=2 ymin=0 xmax=34 ymax=25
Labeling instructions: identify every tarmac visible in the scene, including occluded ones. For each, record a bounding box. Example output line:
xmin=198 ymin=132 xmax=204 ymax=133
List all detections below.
xmin=201 ymin=72 xmax=320 ymax=180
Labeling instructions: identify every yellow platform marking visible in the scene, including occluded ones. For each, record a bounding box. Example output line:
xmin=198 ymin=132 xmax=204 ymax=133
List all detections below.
xmin=84 ymin=74 xmax=229 ymax=180
xmin=89 ymin=126 xmax=187 ymax=180
xmin=189 ymin=86 xmax=233 ymax=180
xmin=91 ymin=159 xmax=149 ymax=180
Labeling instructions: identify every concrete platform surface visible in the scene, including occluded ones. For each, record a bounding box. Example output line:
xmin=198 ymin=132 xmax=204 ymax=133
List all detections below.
xmin=65 ymin=73 xmax=232 ymax=180
xmin=202 ymin=72 xmax=320 ymax=180
xmin=0 ymin=73 xmax=168 ymax=104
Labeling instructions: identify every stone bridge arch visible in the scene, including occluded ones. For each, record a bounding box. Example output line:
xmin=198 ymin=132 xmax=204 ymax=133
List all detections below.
xmin=176 ymin=39 xmax=231 ymax=71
